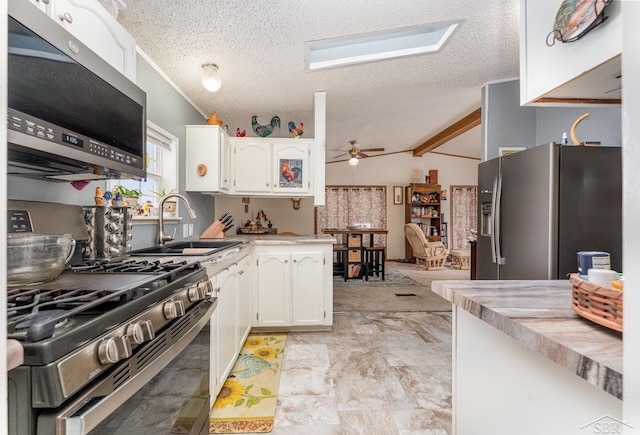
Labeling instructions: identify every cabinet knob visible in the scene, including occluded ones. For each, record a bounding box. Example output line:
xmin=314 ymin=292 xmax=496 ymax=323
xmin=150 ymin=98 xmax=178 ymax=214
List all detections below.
xmin=197 ymin=164 xmax=207 ymax=176
xmin=266 ymin=183 xmax=269 ymax=187
xmin=59 ymin=12 xmax=73 ymax=24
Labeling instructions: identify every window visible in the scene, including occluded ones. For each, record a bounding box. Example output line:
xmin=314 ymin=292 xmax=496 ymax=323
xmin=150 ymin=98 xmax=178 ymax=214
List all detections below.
xmin=315 ymin=185 xmax=387 ymax=246
xmin=108 ymin=121 xmax=178 ymax=216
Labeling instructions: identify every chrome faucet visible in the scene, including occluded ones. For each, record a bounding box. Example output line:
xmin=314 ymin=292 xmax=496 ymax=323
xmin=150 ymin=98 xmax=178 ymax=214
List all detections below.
xmin=158 ymin=194 xmax=197 ymax=245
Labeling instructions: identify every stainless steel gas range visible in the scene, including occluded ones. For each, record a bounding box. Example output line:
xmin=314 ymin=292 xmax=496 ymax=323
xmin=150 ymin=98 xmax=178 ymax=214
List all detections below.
xmin=6 ymin=201 xmax=217 ymax=435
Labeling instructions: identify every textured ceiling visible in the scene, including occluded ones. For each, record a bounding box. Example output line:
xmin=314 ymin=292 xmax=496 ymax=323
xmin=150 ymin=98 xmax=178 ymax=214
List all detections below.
xmin=117 ymin=0 xmax=520 ymax=162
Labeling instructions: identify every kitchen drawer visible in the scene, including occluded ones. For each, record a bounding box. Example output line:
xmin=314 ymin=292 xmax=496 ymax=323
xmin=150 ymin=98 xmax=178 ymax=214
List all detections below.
xmin=348 ymin=248 xmax=362 ymax=262
xmin=347 ymin=234 xmax=362 ymax=247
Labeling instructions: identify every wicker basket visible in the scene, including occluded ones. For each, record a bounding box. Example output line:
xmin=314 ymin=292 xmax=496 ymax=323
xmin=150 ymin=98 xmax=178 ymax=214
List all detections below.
xmin=569 ymin=273 xmax=622 ymax=332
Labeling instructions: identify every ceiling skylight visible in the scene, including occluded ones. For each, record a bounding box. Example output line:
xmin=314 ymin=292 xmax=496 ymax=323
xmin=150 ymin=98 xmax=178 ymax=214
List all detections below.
xmin=304 ymin=20 xmax=463 ymax=71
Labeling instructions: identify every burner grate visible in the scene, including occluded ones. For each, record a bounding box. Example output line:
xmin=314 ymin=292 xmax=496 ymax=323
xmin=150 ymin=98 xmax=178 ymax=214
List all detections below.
xmin=7 ymin=287 xmax=135 ymax=341
xmin=68 ymin=258 xmax=189 ymax=274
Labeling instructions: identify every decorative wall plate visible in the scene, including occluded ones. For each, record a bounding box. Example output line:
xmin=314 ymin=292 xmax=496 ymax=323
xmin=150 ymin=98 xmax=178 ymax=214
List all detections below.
xmin=547 ymin=0 xmax=613 ymax=46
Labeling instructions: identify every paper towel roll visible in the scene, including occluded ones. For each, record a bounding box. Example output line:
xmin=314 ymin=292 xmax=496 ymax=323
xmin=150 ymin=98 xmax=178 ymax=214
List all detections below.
xmin=587 ymin=269 xmax=618 ymax=287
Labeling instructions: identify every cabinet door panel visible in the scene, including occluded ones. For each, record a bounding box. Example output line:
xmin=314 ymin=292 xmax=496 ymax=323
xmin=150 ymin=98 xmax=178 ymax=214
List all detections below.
xmin=236 ymin=256 xmax=252 ymax=346
xmin=216 ymin=268 xmax=238 ymax=388
xmin=273 ymin=142 xmax=309 ymax=193
xmin=220 ymin=131 xmax=232 ymax=191
xmin=185 ymin=126 xmax=222 ymax=192
xmin=51 ymin=0 xmax=136 ymax=80
xmin=234 ymin=141 xmax=271 ymax=193
xmin=291 ymin=252 xmax=324 ymax=325
xmin=256 ymin=253 xmax=291 ymax=326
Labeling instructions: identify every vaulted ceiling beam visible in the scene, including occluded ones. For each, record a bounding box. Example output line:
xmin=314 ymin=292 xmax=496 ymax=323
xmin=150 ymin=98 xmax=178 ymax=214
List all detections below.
xmin=413 ymin=108 xmax=481 ymax=157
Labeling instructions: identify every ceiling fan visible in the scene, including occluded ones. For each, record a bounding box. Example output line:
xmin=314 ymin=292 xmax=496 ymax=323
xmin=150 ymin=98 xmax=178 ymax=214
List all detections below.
xmin=332 ymin=140 xmax=385 ymax=165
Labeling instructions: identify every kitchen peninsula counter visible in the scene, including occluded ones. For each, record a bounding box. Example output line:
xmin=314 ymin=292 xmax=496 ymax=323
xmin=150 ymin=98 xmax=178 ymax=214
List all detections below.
xmin=431 ymin=279 xmax=623 ymax=434
xmin=225 ymin=233 xmax=336 ymax=245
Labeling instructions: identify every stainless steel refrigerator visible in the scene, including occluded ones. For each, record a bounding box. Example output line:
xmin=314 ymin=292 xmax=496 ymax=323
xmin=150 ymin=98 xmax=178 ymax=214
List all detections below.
xmin=477 ymin=142 xmax=622 ymax=280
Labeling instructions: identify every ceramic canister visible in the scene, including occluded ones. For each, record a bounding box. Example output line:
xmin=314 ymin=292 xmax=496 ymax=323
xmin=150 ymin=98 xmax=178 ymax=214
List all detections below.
xmin=577 ymin=251 xmax=611 ymax=274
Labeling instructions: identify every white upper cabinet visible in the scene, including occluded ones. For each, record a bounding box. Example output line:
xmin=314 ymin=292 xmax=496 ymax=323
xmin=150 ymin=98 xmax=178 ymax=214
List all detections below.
xmin=232 ymin=139 xmax=273 ymax=193
xmin=231 ymin=138 xmax=313 ymax=196
xmin=520 ymin=0 xmax=622 ymax=106
xmin=40 ymin=0 xmax=137 ymax=81
xmin=185 ymin=125 xmax=231 ymax=193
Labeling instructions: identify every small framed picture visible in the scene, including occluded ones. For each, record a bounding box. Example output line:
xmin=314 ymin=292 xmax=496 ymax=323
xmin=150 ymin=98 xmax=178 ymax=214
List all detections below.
xmin=499 ymin=147 xmax=526 ymax=157
xmin=393 ymin=186 xmax=403 ymax=205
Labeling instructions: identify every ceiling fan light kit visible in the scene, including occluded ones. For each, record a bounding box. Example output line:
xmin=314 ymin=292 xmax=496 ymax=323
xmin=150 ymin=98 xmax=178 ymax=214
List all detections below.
xmin=334 ymin=140 xmax=385 ymax=164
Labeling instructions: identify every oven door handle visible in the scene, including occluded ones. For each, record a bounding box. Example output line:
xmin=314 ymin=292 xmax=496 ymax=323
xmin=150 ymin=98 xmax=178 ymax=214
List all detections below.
xmin=39 ymin=300 xmax=216 ymax=435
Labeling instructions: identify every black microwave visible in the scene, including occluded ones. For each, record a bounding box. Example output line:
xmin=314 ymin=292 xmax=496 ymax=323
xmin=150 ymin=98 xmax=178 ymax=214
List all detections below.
xmin=7 ymin=0 xmax=147 ymax=181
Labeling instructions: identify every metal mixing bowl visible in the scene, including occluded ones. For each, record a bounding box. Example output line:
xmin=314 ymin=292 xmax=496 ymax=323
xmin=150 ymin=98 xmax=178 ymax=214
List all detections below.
xmin=7 ymin=233 xmax=76 ymax=286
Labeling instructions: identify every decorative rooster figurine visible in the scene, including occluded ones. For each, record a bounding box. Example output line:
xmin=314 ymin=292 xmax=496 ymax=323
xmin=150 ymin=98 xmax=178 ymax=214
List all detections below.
xmin=251 ymin=115 xmax=281 ymax=137
xmin=236 ymin=127 xmax=246 ymax=137
xmin=287 ymin=121 xmax=304 ymax=138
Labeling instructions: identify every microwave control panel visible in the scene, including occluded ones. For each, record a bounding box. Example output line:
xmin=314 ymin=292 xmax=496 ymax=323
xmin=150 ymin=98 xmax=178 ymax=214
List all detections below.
xmin=7 ymin=107 xmax=143 ymax=172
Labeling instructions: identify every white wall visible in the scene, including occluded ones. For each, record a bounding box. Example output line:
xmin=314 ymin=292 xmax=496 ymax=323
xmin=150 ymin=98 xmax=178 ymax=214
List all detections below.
xmin=325 ymin=149 xmax=479 ymax=260
xmin=213 ymin=195 xmax=316 ymax=236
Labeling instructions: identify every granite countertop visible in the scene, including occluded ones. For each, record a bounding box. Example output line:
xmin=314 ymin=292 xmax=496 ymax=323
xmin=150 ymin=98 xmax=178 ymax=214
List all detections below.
xmin=431 ymin=279 xmax=623 ymax=399
xmin=225 ymin=234 xmax=336 ymax=245
xmin=139 ymin=234 xmax=336 ymax=275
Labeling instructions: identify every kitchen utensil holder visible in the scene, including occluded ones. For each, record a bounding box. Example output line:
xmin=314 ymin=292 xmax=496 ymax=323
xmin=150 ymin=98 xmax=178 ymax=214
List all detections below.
xmin=83 ymin=206 xmax=133 ymax=259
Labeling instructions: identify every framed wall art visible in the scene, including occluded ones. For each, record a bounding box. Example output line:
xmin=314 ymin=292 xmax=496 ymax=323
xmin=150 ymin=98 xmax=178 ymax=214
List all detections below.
xmin=393 ymin=186 xmax=403 ymax=205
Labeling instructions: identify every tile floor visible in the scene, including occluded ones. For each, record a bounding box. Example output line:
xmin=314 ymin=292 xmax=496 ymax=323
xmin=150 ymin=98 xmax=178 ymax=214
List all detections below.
xmin=93 ymin=263 xmax=457 ymax=434
xmin=268 ymin=311 xmax=453 ymax=435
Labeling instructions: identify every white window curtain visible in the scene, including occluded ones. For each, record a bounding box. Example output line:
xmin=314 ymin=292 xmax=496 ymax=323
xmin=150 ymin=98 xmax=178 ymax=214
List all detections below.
xmin=450 ymin=185 xmax=477 ymax=250
xmin=315 ymin=186 xmax=387 ymax=246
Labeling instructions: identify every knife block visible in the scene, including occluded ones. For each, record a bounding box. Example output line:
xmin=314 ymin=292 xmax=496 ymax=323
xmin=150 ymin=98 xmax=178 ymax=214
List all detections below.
xmin=200 ymin=220 xmax=225 ymax=239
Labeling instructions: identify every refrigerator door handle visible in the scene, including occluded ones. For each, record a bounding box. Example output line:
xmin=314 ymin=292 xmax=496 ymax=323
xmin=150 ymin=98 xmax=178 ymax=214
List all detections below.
xmin=490 ymin=175 xmax=498 ymax=264
xmin=495 ymin=171 xmax=505 ymax=265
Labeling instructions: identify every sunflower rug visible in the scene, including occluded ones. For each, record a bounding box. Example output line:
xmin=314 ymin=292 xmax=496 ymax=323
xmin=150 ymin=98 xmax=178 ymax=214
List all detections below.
xmin=172 ymin=333 xmax=287 ymax=434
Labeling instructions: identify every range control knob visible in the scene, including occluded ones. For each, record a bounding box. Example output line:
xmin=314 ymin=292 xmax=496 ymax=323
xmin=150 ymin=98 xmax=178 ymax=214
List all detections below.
xmin=187 ymin=283 xmax=210 ymax=302
xmin=126 ymin=320 xmax=155 ymax=345
xmin=97 ymin=336 xmax=132 ymax=365
xmin=203 ymin=280 xmax=214 ymax=295
xmin=163 ymin=299 xmax=186 ymax=320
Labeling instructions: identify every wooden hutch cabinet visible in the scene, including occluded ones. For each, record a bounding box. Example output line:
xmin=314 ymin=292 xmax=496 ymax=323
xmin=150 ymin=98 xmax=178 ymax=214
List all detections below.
xmin=405 ymin=184 xmax=442 ymax=260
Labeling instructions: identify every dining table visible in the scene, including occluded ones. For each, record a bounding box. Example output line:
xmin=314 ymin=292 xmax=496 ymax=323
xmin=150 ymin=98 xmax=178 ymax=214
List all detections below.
xmin=320 ymin=227 xmax=388 ymax=246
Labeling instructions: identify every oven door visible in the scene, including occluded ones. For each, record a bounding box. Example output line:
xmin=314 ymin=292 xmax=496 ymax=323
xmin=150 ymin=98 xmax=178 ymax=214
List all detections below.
xmin=38 ymin=299 xmax=216 ymax=435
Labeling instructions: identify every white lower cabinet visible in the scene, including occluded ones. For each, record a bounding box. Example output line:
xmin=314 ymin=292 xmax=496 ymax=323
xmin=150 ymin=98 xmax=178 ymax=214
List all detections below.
xmin=254 ymin=244 xmax=332 ymax=328
xmin=255 ymin=252 xmax=291 ymax=327
xmin=214 ymin=267 xmax=238 ymax=393
xmin=204 ymin=254 xmax=252 ymax=398
xmin=236 ymin=255 xmax=252 ymax=345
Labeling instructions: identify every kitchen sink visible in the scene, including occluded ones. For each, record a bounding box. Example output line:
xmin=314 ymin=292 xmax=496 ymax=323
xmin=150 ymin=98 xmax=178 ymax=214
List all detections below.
xmin=129 ymin=240 xmax=243 ymax=256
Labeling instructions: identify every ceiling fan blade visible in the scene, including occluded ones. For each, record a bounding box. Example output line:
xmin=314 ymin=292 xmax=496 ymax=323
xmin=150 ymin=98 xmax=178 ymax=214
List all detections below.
xmin=358 ymin=152 xmax=370 ymax=158
xmin=359 ymin=148 xmax=385 ymax=152
xmin=332 ymin=152 xmax=348 ymax=158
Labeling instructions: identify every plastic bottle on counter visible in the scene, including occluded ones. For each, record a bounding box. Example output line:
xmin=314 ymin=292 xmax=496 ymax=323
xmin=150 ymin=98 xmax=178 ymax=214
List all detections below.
xmin=561 ymin=132 xmax=569 ymax=145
